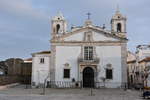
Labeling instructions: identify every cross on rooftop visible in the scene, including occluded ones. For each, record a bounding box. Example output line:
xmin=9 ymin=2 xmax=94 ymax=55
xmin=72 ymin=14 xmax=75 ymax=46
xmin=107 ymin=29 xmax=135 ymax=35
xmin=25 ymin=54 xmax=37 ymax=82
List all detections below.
xmin=86 ymin=12 xmax=91 ymax=20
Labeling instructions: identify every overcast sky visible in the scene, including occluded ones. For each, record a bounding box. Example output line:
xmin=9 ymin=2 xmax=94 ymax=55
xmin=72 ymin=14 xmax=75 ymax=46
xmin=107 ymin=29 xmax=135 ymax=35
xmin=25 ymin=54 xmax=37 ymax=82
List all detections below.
xmin=0 ymin=0 xmax=150 ymax=60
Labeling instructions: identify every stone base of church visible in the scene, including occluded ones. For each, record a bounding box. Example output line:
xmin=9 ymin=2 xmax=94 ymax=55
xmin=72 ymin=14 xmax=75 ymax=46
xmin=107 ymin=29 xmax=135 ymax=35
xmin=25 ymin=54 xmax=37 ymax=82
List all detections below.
xmin=95 ymin=82 xmax=123 ymax=88
xmin=31 ymin=81 xmax=126 ymax=89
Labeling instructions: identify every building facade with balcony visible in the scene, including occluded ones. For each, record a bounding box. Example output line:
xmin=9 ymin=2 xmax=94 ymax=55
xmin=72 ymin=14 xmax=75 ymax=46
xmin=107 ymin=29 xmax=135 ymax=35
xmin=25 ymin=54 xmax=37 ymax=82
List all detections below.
xmin=136 ymin=45 xmax=150 ymax=61
xmin=32 ymin=10 xmax=128 ymax=88
xmin=127 ymin=51 xmax=137 ymax=88
xmin=138 ymin=57 xmax=150 ymax=87
xmin=127 ymin=46 xmax=150 ymax=88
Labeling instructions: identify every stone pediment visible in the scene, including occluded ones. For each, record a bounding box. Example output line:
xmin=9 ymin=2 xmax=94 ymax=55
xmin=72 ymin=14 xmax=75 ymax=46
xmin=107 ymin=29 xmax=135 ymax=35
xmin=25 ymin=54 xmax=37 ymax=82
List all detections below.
xmin=51 ymin=26 xmax=127 ymax=42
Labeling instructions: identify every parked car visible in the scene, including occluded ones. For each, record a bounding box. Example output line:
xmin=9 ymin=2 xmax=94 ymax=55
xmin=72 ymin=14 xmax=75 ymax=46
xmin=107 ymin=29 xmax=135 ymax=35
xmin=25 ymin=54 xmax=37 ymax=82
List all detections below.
xmin=143 ymin=91 xmax=150 ymax=99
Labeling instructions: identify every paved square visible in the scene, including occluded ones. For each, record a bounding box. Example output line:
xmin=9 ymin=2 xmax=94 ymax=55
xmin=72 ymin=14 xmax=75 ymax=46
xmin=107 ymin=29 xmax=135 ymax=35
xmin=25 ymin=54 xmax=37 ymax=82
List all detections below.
xmin=0 ymin=85 xmax=144 ymax=100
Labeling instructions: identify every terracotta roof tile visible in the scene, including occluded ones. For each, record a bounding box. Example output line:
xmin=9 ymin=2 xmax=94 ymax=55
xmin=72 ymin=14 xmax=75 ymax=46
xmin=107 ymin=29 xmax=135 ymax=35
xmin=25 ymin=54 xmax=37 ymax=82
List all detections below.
xmin=24 ymin=58 xmax=32 ymax=61
xmin=32 ymin=51 xmax=51 ymax=56
xmin=36 ymin=51 xmax=51 ymax=54
xmin=139 ymin=57 xmax=150 ymax=63
xmin=127 ymin=60 xmax=136 ymax=64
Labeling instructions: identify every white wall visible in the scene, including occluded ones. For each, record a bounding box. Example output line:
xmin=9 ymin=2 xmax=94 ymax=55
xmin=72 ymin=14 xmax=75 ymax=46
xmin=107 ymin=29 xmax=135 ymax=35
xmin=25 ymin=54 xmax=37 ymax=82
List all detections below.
xmin=64 ymin=31 xmax=119 ymax=42
xmin=96 ymin=46 xmax=122 ymax=84
xmin=55 ymin=45 xmax=122 ymax=88
xmin=55 ymin=46 xmax=81 ymax=82
xmin=64 ymin=32 xmax=84 ymax=41
xmin=127 ymin=52 xmax=136 ymax=62
xmin=93 ymin=32 xmax=118 ymax=41
xmin=32 ymin=54 xmax=51 ymax=86
xmin=137 ymin=49 xmax=150 ymax=61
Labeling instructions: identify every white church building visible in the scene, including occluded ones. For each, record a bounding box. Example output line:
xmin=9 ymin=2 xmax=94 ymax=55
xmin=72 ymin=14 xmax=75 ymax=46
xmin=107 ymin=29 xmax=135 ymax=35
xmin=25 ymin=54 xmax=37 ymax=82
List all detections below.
xmin=31 ymin=10 xmax=128 ymax=88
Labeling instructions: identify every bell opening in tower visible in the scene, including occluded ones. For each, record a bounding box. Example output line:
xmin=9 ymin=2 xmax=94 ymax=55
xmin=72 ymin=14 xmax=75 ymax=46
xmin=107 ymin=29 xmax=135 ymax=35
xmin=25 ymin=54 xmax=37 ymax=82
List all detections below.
xmin=117 ymin=23 xmax=121 ymax=32
xmin=56 ymin=24 xmax=60 ymax=34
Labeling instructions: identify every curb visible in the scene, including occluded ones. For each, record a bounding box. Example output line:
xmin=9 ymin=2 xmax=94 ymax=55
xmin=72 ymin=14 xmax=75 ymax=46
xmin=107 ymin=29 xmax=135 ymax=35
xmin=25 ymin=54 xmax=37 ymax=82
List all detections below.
xmin=0 ymin=83 xmax=19 ymax=90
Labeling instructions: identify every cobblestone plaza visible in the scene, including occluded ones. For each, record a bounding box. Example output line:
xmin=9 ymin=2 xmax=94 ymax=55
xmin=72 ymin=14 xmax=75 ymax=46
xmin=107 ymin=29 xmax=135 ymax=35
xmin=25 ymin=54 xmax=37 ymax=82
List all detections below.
xmin=0 ymin=85 xmax=144 ymax=100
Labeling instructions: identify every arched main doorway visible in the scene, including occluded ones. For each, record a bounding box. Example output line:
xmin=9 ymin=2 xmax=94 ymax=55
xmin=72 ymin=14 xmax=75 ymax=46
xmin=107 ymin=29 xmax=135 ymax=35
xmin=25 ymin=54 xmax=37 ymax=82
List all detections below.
xmin=83 ymin=67 xmax=94 ymax=88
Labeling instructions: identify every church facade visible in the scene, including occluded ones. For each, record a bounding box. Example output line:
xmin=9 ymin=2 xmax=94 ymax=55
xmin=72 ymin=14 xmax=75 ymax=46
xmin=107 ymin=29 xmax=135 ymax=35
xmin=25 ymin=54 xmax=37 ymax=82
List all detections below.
xmin=32 ymin=10 xmax=128 ymax=88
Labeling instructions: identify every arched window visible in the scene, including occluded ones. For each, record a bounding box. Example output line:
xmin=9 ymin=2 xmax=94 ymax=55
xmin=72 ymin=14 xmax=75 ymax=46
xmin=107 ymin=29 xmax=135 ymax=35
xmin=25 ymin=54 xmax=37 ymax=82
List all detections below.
xmin=56 ymin=24 xmax=60 ymax=33
xmin=117 ymin=23 xmax=121 ymax=32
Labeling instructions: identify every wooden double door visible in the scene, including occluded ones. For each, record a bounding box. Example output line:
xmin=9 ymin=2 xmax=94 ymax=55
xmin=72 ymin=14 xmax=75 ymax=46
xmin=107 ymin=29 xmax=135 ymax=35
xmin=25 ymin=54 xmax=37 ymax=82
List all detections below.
xmin=83 ymin=67 xmax=94 ymax=88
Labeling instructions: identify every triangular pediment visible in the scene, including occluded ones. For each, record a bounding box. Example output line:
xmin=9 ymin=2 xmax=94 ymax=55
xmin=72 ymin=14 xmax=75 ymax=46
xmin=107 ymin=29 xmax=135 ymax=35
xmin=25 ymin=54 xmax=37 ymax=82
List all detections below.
xmin=54 ymin=26 xmax=127 ymax=42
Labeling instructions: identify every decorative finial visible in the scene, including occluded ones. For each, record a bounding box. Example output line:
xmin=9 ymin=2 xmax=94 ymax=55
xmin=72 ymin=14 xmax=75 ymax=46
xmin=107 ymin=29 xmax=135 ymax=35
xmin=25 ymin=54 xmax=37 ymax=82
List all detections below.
xmin=86 ymin=12 xmax=91 ymax=20
xmin=57 ymin=11 xmax=63 ymax=16
xmin=71 ymin=24 xmax=75 ymax=29
xmin=116 ymin=4 xmax=120 ymax=13
xmin=102 ymin=24 xmax=106 ymax=29
xmin=54 ymin=11 xmax=65 ymax=20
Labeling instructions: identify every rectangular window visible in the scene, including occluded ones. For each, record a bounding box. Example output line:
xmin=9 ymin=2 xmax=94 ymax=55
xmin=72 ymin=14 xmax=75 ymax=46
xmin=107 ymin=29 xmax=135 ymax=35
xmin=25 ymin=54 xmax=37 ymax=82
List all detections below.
xmin=106 ymin=69 xmax=113 ymax=79
xmin=84 ymin=46 xmax=93 ymax=60
xmin=40 ymin=58 xmax=44 ymax=64
xmin=64 ymin=69 xmax=70 ymax=78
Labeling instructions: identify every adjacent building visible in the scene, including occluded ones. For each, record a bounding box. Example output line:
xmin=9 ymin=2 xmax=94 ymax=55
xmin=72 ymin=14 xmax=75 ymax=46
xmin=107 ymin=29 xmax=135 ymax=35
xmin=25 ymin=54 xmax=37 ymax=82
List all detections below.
xmin=32 ymin=51 xmax=51 ymax=87
xmin=21 ymin=58 xmax=32 ymax=84
xmin=127 ymin=45 xmax=150 ymax=88
xmin=0 ymin=61 xmax=8 ymax=75
xmin=136 ymin=45 xmax=150 ymax=61
xmin=127 ymin=51 xmax=137 ymax=87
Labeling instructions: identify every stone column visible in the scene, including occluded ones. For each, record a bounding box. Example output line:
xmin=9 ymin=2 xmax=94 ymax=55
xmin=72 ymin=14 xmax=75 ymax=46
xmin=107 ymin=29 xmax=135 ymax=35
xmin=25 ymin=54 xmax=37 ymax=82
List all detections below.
xmin=121 ymin=43 xmax=127 ymax=86
xmin=50 ymin=45 xmax=56 ymax=81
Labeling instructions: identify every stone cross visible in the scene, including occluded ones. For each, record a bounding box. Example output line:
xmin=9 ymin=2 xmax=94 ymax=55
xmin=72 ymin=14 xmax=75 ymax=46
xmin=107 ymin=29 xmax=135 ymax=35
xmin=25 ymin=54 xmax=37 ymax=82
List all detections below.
xmin=86 ymin=12 xmax=91 ymax=20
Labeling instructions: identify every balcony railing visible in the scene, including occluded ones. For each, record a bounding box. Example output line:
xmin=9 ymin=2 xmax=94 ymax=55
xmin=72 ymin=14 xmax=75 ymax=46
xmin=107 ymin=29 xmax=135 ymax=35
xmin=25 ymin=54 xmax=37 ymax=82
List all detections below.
xmin=44 ymin=81 xmax=127 ymax=89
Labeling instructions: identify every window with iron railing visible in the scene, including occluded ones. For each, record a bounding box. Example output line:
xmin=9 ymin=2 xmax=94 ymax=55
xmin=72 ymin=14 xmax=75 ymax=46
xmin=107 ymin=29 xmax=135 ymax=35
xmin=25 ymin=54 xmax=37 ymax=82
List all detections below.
xmin=84 ymin=46 xmax=93 ymax=60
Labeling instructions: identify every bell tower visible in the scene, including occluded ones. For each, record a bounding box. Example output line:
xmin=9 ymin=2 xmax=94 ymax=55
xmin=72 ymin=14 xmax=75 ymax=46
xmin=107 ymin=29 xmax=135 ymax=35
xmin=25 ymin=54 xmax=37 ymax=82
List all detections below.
xmin=111 ymin=7 xmax=127 ymax=37
xmin=51 ymin=12 xmax=67 ymax=37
